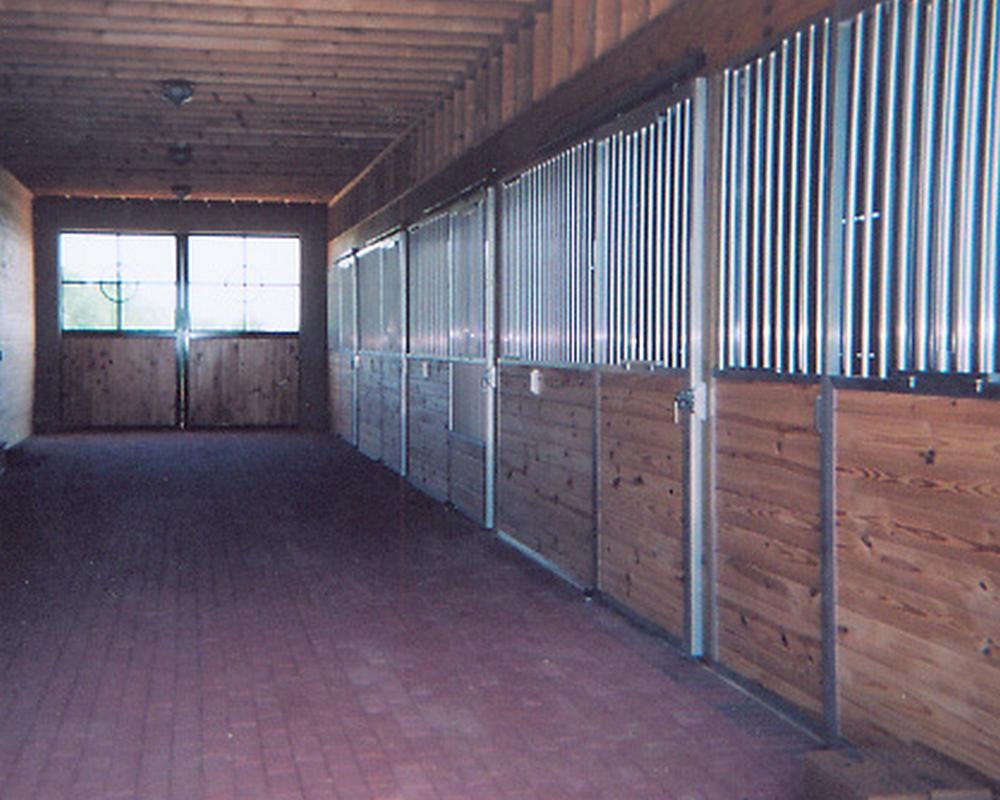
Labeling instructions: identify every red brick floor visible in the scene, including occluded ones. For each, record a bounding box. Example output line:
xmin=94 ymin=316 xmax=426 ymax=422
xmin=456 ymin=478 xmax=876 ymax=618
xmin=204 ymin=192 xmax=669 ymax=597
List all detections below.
xmin=0 ymin=432 xmax=815 ymax=799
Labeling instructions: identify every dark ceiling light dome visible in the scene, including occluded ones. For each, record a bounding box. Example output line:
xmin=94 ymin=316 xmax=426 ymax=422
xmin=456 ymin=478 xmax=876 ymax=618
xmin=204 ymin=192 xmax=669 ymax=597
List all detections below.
xmin=161 ymin=78 xmax=195 ymax=106
xmin=167 ymin=142 xmax=193 ymax=166
xmin=170 ymin=183 xmax=192 ymax=200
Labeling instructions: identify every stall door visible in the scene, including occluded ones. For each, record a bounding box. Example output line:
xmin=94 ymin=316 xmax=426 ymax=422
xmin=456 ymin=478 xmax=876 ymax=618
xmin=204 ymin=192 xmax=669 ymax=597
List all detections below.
xmin=185 ymin=235 xmax=301 ymax=427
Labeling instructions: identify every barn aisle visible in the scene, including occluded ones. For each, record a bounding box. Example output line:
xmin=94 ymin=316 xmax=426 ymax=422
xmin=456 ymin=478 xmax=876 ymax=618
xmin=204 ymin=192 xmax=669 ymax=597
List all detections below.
xmin=0 ymin=433 xmax=813 ymax=799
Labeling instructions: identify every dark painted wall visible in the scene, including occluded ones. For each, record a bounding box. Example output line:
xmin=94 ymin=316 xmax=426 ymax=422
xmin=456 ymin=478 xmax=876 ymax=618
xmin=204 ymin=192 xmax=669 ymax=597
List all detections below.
xmin=33 ymin=198 xmax=329 ymax=431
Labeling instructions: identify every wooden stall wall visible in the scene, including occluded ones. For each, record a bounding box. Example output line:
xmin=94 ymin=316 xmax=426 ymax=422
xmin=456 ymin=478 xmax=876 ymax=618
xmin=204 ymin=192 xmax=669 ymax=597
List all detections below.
xmin=188 ymin=336 xmax=299 ymax=427
xmin=328 ymin=351 xmax=354 ymax=442
xmin=598 ymin=370 xmax=687 ymax=638
xmin=836 ymin=390 xmax=1000 ymax=782
xmin=714 ymin=378 xmax=824 ymax=717
xmin=0 ymin=167 xmax=34 ymax=448
xmin=61 ymin=335 xmax=176 ymax=428
xmin=406 ymin=359 xmax=449 ymax=502
xmin=381 ymin=355 xmax=403 ymax=474
xmin=449 ymin=433 xmax=485 ymax=525
xmin=356 ymin=353 xmax=383 ymax=461
xmin=498 ymin=365 xmax=595 ymax=586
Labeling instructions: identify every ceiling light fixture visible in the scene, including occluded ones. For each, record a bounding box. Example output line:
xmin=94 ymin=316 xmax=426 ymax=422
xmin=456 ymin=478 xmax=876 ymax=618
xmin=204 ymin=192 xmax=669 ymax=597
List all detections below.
xmin=170 ymin=183 xmax=192 ymax=200
xmin=161 ymin=78 xmax=195 ymax=106
xmin=167 ymin=142 xmax=193 ymax=166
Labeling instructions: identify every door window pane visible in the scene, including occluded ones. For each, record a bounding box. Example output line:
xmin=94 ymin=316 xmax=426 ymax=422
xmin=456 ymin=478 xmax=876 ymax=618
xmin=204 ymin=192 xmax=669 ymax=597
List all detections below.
xmin=62 ymin=283 xmax=117 ymax=330
xmin=121 ymin=283 xmax=176 ymax=331
xmin=189 ymin=235 xmax=300 ymax=333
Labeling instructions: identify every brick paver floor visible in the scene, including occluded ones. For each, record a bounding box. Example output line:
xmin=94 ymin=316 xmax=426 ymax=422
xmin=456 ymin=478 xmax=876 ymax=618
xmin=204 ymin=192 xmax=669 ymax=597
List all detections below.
xmin=0 ymin=432 xmax=816 ymax=799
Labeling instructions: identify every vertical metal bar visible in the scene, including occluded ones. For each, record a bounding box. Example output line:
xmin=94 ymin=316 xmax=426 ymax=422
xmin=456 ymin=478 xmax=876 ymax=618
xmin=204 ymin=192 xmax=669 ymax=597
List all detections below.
xmin=820 ymin=17 xmax=856 ymax=744
xmin=680 ymin=99 xmax=692 ymax=370
xmin=800 ymin=24 xmax=818 ymax=375
xmin=750 ymin=58 xmax=764 ymax=370
xmin=624 ymin=133 xmax=634 ymax=362
xmin=637 ymin=128 xmax=648 ymax=363
xmin=957 ymin=0 xmax=987 ymax=373
xmin=739 ymin=64 xmax=752 ymax=368
xmin=842 ymin=12 xmax=866 ymax=378
xmin=914 ymin=0 xmax=941 ymax=372
xmin=775 ymin=43 xmax=789 ymax=373
xmin=645 ymin=124 xmax=657 ymax=364
xmin=934 ymin=0 xmax=964 ymax=372
xmin=788 ymin=31 xmax=803 ymax=374
xmin=895 ymin=0 xmax=921 ymax=373
xmin=594 ymin=141 xmax=608 ymax=365
xmin=652 ymin=118 xmax=664 ymax=365
xmin=815 ymin=19 xmax=832 ymax=374
xmin=762 ymin=53 xmax=777 ymax=370
xmin=685 ymin=77 xmax=709 ymax=659
xmin=399 ymin=230 xmax=409 ymax=477
xmin=727 ymin=70 xmax=740 ymax=369
xmin=877 ymin=2 xmax=902 ymax=379
xmin=860 ymin=6 xmax=883 ymax=379
xmin=718 ymin=71 xmax=731 ymax=369
xmin=665 ymin=111 xmax=678 ymax=367
xmin=981 ymin=0 xmax=1000 ymax=374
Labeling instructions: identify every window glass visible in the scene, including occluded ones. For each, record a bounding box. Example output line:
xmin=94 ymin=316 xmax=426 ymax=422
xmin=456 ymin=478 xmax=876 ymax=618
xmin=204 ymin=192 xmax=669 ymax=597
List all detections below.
xmin=60 ymin=232 xmax=176 ymax=332
xmin=188 ymin=235 xmax=300 ymax=333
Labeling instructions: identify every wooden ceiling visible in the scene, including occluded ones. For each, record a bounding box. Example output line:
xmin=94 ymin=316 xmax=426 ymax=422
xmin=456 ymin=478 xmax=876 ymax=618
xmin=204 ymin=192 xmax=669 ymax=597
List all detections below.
xmin=0 ymin=0 xmax=539 ymax=202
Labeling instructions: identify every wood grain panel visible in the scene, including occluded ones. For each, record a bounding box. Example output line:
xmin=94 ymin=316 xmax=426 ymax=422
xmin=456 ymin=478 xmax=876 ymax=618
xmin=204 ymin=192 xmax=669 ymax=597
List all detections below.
xmin=0 ymin=168 xmax=34 ymax=447
xmin=714 ymin=378 xmax=823 ymax=717
xmin=498 ymin=366 xmax=595 ymax=586
xmin=407 ymin=359 xmax=449 ymax=501
xmin=328 ymin=350 xmax=354 ymax=442
xmin=188 ymin=336 xmax=298 ymax=427
xmin=380 ymin=355 xmax=403 ymax=474
xmin=449 ymin=433 xmax=485 ymax=525
xmin=61 ymin=335 xmax=176 ymax=428
xmin=836 ymin=390 xmax=1000 ymax=781
xmin=356 ymin=353 xmax=382 ymax=460
xmin=598 ymin=371 xmax=687 ymax=637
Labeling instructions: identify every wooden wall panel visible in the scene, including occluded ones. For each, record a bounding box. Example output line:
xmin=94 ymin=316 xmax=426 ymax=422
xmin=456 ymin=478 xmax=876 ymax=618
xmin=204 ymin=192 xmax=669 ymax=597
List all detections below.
xmin=0 ymin=168 xmax=34 ymax=447
xmin=450 ymin=433 xmax=486 ymax=525
xmin=381 ymin=355 xmax=403 ymax=474
xmin=356 ymin=353 xmax=382 ymax=460
xmin=599 ymin=371 xmax=686 ymax=637
xmin=188 ymin=336 xmax=298 ymax=428
xmin=407 ymin=359 xmax=449 ymax=501
xmin=714 ymin=378 xmax=823 ymax=716
xmin=61 ymin=335 xmax=176 ymax=428
xmin=328 ymin=350 xmax=354 ymax=442
xmin=836 ymin=390 xmax=1000 ymax=781
xmin=499 ymin=366 xmax=595 ymax=586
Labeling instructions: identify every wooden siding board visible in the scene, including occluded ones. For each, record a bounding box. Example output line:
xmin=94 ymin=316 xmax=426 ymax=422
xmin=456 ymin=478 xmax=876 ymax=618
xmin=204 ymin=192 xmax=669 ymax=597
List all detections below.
xmin=188 ymin=336 xmax=299 ymax=427
xmin=836 ymin=389 xmax=1000 ymax=781
xmin=499 ymin=365 xmax=595 ymax=585
xmin=61 ymin=335 xmax=176 ymax=428
xmin=407 ymin=360 xmax=449 ymax=501
xmin=598 ymin=372 xmax=686 ymax=637
xmin=713 ymin=378 xmax=824 ymax=714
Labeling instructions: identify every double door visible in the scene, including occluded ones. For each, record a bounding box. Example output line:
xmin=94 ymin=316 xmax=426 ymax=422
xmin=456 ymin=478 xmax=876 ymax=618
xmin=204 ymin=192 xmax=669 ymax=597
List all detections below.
xmin=60 ymin=232 xmax=300 ymax=429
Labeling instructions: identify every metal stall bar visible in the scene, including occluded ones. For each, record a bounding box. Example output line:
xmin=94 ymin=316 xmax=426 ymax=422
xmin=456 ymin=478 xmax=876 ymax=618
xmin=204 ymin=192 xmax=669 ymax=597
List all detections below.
xmin=800 ymin=24 xmax=819 ymax=375
xmin=680 ymin=99 xmax=692 ymax=370
xmin=815 ymin=19 xmax=832 ymax=374
xmin=842 ymin=11 xmax=866 ymax=377
xmin=859 ymin=5 xmax=883 ymax=379
xmin=933 ymin=0 xmax=964 ymax=373
xmin=751 ymin=58 xmax=764 ymax=370
xmin=914 ymin=1 xmax=942 ymax=372
xmin=775 ymin=43 xmax=789 ymax=373
xmin=956 ymin=0 xmax=988 ymax=374
xmin=875 ymin=2 xmax=901 ymax=379
xmin=718 ymin=71 xmax=731 ymax=368
xmin=788 ymin=31 xmax=803 ymax=374
xmin=667 ymin=113 xmax=680 ymax=367
xmin=981 ymin=1 xmax=1000 ymax=374
xmin=763 ymin=52 xmax=777 ymax=370
xmin=738 ymin=64 xmax=752 ymax=369
xmin=485 ymin=187 xmax=498 ymax=529
xmin=894 ymin=0 xmax=921 ymax=373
